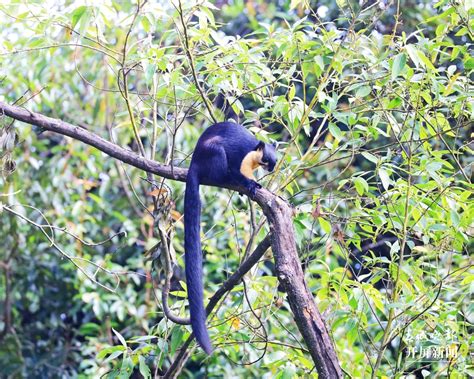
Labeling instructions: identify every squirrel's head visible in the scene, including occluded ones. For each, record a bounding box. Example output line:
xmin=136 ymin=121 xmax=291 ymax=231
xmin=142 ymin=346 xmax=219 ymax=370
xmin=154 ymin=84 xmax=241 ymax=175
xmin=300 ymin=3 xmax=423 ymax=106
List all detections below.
xmin=255 ymin=141 xmax=277 ymax=172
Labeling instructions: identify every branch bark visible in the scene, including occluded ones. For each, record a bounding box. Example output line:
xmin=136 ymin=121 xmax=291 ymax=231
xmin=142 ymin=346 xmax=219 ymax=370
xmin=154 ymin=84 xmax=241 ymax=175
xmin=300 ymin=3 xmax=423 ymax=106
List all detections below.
xmin=0 ymin=101 xmax=342 ymax=378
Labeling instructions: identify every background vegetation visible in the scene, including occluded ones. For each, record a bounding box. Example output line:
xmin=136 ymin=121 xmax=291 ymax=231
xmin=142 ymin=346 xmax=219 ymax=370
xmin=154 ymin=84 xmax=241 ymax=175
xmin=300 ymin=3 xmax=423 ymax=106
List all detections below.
xmin=0 ymin=0 xmax=472 ymax=377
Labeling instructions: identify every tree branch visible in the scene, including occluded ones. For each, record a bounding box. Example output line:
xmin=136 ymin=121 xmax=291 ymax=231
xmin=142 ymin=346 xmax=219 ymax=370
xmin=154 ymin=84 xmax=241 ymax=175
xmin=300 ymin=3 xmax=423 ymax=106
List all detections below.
xmin=163 ymin=235 xmax=272 ymax=379
xmin=0 ymin=101 xmax=342 ymax=378
xmin=0 ymin=101 xmax=186 ymax=181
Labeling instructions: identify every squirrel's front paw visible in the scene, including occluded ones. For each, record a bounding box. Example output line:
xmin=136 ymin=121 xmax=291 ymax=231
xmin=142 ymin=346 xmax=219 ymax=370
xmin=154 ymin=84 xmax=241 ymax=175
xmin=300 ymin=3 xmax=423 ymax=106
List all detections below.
xmin=246 ymin=181 xmax=262 ymax=199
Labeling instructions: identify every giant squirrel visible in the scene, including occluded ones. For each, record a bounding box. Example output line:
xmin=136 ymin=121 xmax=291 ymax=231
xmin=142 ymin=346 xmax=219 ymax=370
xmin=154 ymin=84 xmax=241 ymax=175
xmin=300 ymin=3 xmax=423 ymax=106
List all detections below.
xmin=184 ymin=122 xmax=277 ymax=354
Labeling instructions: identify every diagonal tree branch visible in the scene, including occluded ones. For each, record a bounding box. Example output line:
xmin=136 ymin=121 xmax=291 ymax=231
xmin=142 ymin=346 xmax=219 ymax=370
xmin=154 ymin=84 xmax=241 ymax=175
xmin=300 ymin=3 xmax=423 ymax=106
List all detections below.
xmin=0 ymin=101 xmax=186 ymax=181
xmin=163 ymin=235 xmax=272 ymax=379
xmin=0 ymin=101 xmax=342 ymax=379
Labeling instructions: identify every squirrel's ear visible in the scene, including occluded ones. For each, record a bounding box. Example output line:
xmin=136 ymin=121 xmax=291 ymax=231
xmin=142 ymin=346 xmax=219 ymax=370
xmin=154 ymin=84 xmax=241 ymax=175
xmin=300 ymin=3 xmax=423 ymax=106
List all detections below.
xmin=255 ymin=141 xmax=265 ymax=151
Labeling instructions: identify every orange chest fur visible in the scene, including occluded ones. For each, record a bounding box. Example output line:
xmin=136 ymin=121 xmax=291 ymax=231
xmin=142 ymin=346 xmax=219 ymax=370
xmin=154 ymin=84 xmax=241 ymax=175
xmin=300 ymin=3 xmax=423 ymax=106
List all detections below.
xmin=240 ymin=150 xmax=263 ymax=179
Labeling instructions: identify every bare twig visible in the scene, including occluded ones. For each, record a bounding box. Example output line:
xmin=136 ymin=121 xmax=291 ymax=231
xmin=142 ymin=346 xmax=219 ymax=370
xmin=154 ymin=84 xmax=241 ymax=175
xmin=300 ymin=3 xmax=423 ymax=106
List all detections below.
xmin=175 ymin=0 xmax=217 ymax=123
xmin=157 ymin=229 xmax=191 ymax=325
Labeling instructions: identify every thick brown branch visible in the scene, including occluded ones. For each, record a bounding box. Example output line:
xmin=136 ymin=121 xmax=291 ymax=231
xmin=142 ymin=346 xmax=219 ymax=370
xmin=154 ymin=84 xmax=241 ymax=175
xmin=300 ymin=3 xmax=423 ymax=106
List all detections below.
xmin=0 ymin=101 xmax=342 ymax=378
xmin=260 ymin=198 xmax=342 ymax=377
xmin=0 ymin=101 xmax=187 ymax=182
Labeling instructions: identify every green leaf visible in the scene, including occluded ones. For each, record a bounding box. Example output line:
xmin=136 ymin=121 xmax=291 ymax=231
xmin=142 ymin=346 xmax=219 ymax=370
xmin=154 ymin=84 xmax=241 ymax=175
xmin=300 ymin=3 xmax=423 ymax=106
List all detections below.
xmin=417 ymin=50 xmax=436 ymax=71
xmin=392 ymin=53 xmax=406 ymax=79
xmin=97 ymin=346 xmax=126 ymax=360
xmin=406 ymin=44 xmax=422 ymax=68
xmin=112 ymin=328 xmax=127 ymax=348
xmin=288 ymin=84 xmax=296 ymax=101
xmin=361 ymin=152 xmax=379 ymax=164
xmin=465 ymin=58 xmax=474 ymax=70
xmin=138 ymin=356 xmax=151 ymax=379
xmin=354 ymin=177 xmax=369 ymax=196
xmin=103 ymin=350 xmax=125 ymax=365
xmin=120 ymin=356 xmax=134 ymax=378
xmin=435 ymin=23 xmax=447 ymax=37
xmin=450 ymin=209 xmax=460 ymax=227
xmin=328 ymin=123 xmax=344 ymax=141
xmin=426 ymin=161 xmax=442 ymax=174
xmin=145 ymin=62 xmax=155 ymax=85
xmin=355 ymin=86 xmax=371 ymax=98
xmin=79 ymin=322 xmax=101 ymax=336
xmin=319 ymin=217 xmax=331 ymax=234
xmin=387 ymin=97 xmax=402 ymax=109
xmin=141 ymin=15 xmax=151 ymax=33
xmin=455 ymin=27 xmax=469 ymax=37
xmin=170 ymin=327 xmax=184 ymax=355
xmin=71 ymin=6 xmax=88 ymax=29
xmin=290 ymin=0 xmax=304 ymax=9
xmin=231 ymin=98 xmax=244 ymax=115
xmin=378 ymin=168 xmax=392 ymax=190
xmin=314 ymin=55 xmax=325 ymax=77
xmin=347 ymin=320 xmax=358 ymax=346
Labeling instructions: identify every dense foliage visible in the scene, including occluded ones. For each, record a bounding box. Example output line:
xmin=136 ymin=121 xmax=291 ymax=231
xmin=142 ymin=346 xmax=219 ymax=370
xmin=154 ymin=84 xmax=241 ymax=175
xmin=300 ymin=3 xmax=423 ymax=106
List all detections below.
xmin=0 ymin=0 xmax=472 ymax=377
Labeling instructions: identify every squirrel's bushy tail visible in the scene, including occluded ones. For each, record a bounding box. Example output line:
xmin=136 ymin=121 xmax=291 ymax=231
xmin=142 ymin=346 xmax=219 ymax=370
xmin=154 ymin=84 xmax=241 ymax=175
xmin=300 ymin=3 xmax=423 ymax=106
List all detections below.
xmin=184 ymin=167 xmax=212 ymax=354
